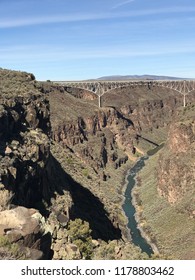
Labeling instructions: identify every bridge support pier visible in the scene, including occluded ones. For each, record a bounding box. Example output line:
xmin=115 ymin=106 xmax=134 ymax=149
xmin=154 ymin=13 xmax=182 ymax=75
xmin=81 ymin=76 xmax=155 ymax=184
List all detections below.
xmin=183 ymin=94 xmax=186 ymax=107
xmin=98 ymin=95 xmax=101 ymax=108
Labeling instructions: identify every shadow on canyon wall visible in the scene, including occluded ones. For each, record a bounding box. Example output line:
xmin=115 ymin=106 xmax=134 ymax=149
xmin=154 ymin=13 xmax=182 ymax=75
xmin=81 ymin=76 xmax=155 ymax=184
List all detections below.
xmin=47 ymin=154 xmax=122 ymax=242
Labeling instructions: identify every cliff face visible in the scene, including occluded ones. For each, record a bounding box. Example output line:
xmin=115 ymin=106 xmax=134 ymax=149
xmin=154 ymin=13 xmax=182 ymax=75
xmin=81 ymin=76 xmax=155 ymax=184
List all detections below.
xmin=120 ymin=98 xmax=176 ymax=133
xmin=0 ymin=69 xmax=54 ymax=258
xmin=167 ymin=122 xmax=195 ymax=153
xmin=157 ymin=106 xmax=195 ymax=213
xmin=102 ymin=85 xmax=185 ymax=134
xmin=51 ymin=107 xmax=135 ymax=172
xmin=0 ymin=70 xmax=51 ymax=208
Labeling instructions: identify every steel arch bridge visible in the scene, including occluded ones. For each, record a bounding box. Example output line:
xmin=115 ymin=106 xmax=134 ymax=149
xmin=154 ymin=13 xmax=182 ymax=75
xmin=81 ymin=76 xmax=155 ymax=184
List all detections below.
xmin=55 ymin=80 xmax=195 ymax=108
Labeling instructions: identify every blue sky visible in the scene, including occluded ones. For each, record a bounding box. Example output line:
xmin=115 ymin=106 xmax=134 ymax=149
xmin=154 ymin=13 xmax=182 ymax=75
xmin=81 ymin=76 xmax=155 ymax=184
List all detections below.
xmin=1 ymin=0 xmax=195 ymax=80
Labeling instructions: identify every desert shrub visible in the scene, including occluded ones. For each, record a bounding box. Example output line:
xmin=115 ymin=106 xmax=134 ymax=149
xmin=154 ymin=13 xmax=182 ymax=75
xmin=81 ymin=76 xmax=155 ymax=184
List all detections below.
xmin=94 ymin=240 xmax=116 ymax=259
xmin=67 ymin=219 xmax=93 ymax=259
xmin=82 ymin=169 xmax=89 ymax=177
xmin=0 ymin=236 xmax=23 ymax=260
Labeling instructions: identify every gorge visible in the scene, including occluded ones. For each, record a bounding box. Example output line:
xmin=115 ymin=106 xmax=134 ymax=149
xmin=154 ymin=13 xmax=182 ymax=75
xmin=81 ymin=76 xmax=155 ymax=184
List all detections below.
xmin=0 ymin=68 xmax=194 ymax=260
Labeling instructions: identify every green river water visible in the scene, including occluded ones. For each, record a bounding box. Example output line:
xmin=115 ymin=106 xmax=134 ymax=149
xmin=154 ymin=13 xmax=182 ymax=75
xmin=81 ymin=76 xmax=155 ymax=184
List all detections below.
xmin=122 ymin=156 xmax=153 ymax=256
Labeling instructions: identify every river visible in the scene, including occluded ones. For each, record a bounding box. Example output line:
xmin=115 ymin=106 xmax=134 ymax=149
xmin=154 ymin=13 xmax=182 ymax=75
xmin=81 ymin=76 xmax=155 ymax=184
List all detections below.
xmin=122 ymin=156 xmax=154 ymax=256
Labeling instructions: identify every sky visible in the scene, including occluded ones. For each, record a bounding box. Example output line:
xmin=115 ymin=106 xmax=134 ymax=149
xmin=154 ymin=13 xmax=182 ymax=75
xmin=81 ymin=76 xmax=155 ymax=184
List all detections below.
xmin=1 ymin=0 xmax=195 ymax=80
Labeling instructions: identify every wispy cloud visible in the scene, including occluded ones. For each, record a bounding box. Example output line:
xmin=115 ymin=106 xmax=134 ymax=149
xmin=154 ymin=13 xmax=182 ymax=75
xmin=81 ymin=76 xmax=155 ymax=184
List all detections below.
xmin=1 ymin=6 xmax=195 ymax=28
xmin=112 ymin=0 xmax=135 ymax=9
xmin=0 ymin=14 xmax=100 ymax=28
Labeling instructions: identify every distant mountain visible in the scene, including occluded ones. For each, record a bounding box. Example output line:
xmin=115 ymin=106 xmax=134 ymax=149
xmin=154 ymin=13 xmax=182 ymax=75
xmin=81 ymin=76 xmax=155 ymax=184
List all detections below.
xmin=96 ymin=74 xmax=184 ymax=81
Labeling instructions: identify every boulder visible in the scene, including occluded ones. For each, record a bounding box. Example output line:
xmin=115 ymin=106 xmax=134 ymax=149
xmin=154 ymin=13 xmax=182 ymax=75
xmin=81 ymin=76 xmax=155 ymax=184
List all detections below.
xmin=0 ymin=206 xmax=51 ymax=259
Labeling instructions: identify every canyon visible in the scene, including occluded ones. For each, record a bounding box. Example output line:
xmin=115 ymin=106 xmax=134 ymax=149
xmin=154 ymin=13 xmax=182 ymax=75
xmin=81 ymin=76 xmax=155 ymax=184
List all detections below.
xmin=0 ymin=68 xmax=194 ymax=259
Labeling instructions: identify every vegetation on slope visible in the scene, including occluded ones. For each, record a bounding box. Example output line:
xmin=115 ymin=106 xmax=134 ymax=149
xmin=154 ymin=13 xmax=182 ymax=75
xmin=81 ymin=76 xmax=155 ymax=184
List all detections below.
xmin=133 ymin=105 xmax=195 ymax=259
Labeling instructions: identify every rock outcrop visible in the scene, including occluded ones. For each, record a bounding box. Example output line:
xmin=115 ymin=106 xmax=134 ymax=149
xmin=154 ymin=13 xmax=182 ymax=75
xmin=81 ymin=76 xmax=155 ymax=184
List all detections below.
xmin=157 ymin=106 xmax=195 ymax=208
xmin=0 ymin=69 xmax=54 ymax=258
xmin=0 ymin=69 xmax=51 ymax=209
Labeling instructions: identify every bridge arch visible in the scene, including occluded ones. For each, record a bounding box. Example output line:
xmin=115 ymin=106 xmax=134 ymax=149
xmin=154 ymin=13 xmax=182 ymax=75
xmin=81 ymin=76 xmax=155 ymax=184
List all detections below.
xmin=57 ymin=80 xmax=195 ymax=108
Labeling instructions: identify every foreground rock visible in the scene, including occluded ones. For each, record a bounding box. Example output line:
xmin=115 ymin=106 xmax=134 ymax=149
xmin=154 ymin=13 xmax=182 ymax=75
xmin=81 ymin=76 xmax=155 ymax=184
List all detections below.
xmin=0 ymin=206 xmax=51 ymax=259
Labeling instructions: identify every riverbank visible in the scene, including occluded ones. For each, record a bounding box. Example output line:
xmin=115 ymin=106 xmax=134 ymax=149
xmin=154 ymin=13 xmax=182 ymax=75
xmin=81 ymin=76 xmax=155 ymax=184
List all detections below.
xmin=131 ymin=145 xmax=167 ymax=255
xmin=132 ymin=187 xmax=160 ymax=255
